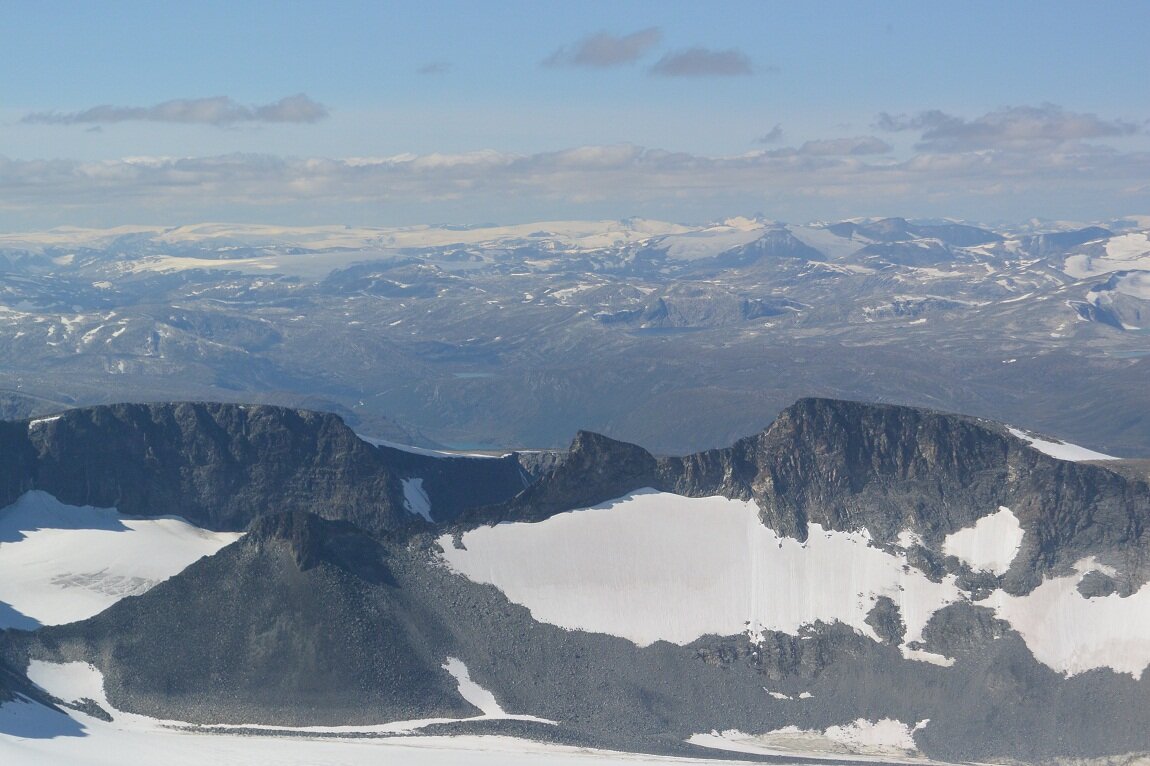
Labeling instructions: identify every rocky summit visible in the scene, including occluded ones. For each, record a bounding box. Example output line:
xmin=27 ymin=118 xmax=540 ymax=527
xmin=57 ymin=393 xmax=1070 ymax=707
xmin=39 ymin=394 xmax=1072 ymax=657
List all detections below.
xmin=1 ymin=398 xmax=1149 ymax=763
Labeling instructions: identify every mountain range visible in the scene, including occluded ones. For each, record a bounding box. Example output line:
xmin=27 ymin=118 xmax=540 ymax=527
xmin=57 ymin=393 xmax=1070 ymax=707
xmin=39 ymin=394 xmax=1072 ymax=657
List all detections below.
xmin=1 ymin=216 xmax=1148 ymax=456
xmin=2 ymin=397 xmax=1149 ymax=764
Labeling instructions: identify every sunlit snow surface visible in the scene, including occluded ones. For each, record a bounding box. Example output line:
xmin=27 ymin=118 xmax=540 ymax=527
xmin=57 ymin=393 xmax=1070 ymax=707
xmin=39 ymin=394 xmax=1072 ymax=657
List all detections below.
xmin=0 ymin=661 xmax=758 ymax=766
xmin=439 ymin=490 xmax=961 ymax=648
xmin=1007 ymin=427 xmax=1117 ymax=461
xmin=942 ymin=506 xmax=1023 ymax=576
xmin=0 ymin=491 xmax=242 ymax=629
xmin=441 ymin=490 xmax=1150 ymax=678
xmin=986 ymin=558 xmax=1150 ymax=678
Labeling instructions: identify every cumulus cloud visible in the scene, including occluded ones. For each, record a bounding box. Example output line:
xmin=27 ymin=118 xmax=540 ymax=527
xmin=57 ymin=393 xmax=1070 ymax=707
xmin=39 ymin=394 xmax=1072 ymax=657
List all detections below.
xmin=542 ymin=27 xmax=662 ymax=68
xmin=876 ymin=104 xmax=1139 ymax=152
xmin=3 ymin=138 xmax=1145 ymax=214
xmin=3 ymin=107 xmax=1148 ymax=226
xmin=21 ymin=94 xmax=329 ymax=127
xmin=649 ymin=47 xmax=752 ymax=77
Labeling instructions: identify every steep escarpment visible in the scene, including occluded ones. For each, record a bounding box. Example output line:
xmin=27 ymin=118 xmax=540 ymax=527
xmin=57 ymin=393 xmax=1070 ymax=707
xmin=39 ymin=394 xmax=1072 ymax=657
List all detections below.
xmin=689 ymin=398 xmax=1150 ymax=593
xmin=8 ymin=403 xmax=403 ymax=533
xmin=2 ymin=402 xmax=531 ymax=534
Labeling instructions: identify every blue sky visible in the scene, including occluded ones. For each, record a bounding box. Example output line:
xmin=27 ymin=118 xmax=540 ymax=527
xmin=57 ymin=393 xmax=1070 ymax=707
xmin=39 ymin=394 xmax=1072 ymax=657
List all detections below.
xmin=3 ymin=0 xmax=1149 ymax=229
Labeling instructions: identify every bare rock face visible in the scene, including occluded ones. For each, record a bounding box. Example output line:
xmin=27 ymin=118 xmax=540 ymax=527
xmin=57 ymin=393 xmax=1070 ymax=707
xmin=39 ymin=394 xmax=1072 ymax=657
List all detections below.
xmin=9 ymin=403 xmax=406 ymax=533
xmin=474 ymin=397 xmax=1150 ymax=595
xmin=4 ymin=396 xmax=1150 ymax=765
xmin=4 ymin=402 xmax=531 ymax=534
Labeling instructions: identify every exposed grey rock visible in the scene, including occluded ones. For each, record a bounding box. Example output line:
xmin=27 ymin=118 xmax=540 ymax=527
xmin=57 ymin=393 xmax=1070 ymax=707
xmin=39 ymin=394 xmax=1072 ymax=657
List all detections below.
xmin=1078 ymin=570 xmax=1120 ymax=599
xmin=865 ymin=597 xmax=905 ymax=646
xmin=3 ymin=396 xmax=1150 ymax=763
xmin=477 ymin=397 xmax=1150 ymax=597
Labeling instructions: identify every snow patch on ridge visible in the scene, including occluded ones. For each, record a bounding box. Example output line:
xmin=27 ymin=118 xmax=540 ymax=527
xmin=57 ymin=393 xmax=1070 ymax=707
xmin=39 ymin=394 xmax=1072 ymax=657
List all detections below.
xmin=1007 ymin=427 xmax=1117 ymax=461
xmin=942 ymin=506 xmax=1023 ymax=576
xmin=22 ymin=658 xmax=554 ymax=739
xmin=443 ymin=658 xmax=504 ymax=717
xmin=438 ymin=490 xmax=961 ymax=649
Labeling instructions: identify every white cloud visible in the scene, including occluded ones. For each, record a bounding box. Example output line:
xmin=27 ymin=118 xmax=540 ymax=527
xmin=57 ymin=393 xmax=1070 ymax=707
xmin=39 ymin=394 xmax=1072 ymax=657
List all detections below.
xmin=21 ymin=94 xmax=328 ymax=127
xmin=2 ymin=105 xmax=1148 ymax=226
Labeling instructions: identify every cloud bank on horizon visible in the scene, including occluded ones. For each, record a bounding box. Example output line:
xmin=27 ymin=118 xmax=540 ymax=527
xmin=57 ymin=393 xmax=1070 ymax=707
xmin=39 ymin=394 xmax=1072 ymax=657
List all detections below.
xmin=21 ymin=95 xmax=329 ymax=127
xmin=2 ymin=1 xmax=1148 ymax=229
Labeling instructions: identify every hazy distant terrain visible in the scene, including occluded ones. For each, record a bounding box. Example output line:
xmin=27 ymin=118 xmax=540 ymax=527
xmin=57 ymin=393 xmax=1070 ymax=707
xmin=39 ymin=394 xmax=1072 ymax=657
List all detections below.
xmin=1 ymin=216 xmax=1147 ymax=455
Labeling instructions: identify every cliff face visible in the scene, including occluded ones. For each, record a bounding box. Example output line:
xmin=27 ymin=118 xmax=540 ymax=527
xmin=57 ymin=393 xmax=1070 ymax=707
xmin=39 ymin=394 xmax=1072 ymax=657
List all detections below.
xmin=7 ymin=403 xmax=406 ymax=533
xmin=2 ymin=402 xmax=530 ymax=534
xmin=484 ymin=398 xmax=1150 ymax=594
xmin=3 ymin=397 xmax=1150 ymax=764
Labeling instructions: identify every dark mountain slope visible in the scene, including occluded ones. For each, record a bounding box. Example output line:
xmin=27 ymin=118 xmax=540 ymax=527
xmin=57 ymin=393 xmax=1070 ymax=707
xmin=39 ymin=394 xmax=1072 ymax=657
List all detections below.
xmin=12 ymin=511 xmax=477 ymax=725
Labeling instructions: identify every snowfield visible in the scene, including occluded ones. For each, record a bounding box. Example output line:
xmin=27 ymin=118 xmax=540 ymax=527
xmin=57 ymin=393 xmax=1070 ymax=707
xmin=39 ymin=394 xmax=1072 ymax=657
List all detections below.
xmin=0 ymin=491 xmax=242 ymax=630
xmin=941 ymin=506 xmax=1023 ymax=576
xmin=689 ymin=718 xmax=931 ymax=763
xmin=440 ymin=490 xmax=1150 ymax=678
xmin=439 ymin=490 xmax=962 ymax=650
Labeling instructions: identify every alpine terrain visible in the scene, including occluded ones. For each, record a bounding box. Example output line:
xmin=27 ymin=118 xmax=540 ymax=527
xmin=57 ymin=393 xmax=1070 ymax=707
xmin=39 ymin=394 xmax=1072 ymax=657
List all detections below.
xmin=1 ymin=216 xmax=1148 ymax=456
xmin=1 ymin=397 xmax=1149 ymax=764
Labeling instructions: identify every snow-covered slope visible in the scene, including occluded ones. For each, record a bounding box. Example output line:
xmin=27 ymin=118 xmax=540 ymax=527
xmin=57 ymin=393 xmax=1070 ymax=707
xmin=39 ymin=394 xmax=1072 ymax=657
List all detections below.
xmin=0 ymin=491 xmax=241 ymax=629
xmin=441 ymin=489 xmax=1150 ymax=678
xmin=440 ymin=490 xmax=959 ymax=652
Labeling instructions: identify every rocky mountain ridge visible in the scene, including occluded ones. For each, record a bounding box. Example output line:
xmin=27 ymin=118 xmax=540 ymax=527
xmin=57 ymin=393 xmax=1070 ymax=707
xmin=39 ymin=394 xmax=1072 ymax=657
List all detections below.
xmin=481 ymin=397 xmax=1148 ymax=596
xmin=2 ymin=397 xmax=1149 ymax=763
xmin=2 ymin=216 xmax=1148 ymax=456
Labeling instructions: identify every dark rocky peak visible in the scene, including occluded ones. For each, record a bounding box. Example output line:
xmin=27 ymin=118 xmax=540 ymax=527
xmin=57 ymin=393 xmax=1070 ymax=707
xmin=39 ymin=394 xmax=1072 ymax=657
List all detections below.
xmin=9 ymin=402 xmax=408 ymax=534
xmin=243 ymin=511 xmax=393 ymax=584
xmin=834 ymin=217 xmax=913 ymax=242
xmin=665 ymin=398 xmax=1012 ymax=541
xmin=666 ymin=397 xmax=1150 ymax=593
xmin=710 ymin=228 xmax=826 ymax=267
xmin=469 ymin=430 xmax=659 ymax=523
